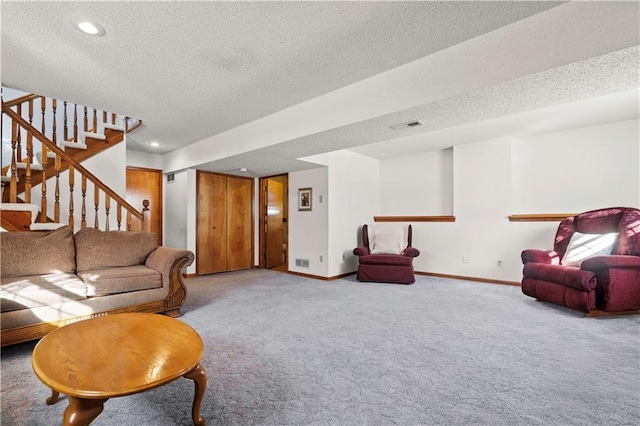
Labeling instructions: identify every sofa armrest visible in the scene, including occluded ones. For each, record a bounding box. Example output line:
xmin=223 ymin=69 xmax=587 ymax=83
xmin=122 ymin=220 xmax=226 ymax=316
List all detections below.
xmin=353 ymin=246 xmax=369 ymax=256
xmin=145 ymin=247 xmax=195 ymax=315
xmin=521 ymin=249 xmax=559 ymax=265
xmin=404 ymin=247 xmax=420 ymax=258
xmin=581 ymin=255 xmax=640 ymax=271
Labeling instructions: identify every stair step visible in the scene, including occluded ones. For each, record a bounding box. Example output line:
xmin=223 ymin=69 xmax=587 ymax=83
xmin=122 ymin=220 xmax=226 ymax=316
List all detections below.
xmin=1 ymin=203 xmax=40 ymax=224
xmin=83 ymin=131 xmax=106 ymax=141
xmin=16 ymin=162 xmax=44 ymax=171
xmin=103 ymin=123 xmax=125 ymax=132
xmin=30 ymin=222 xmax=67 ymax=231
xmin=63 ymin=141 xmax=88 ymax=150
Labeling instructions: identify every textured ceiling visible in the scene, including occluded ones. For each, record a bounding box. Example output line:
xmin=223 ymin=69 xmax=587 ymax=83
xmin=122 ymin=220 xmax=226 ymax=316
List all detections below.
xmin=2 ymin=1 xmax=639 ymax=177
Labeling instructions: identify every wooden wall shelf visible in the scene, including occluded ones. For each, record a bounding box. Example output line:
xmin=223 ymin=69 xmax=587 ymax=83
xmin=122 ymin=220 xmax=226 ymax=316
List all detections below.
xmin=508 ymin=213 xmax=577 ymax=222
xmin=374 ymin=215 xmax=456 ymax=223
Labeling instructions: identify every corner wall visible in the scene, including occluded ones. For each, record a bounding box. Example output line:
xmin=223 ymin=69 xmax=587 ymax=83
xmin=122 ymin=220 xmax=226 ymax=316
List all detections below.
xmin=378 ymin=119 xmax=639 ymax=282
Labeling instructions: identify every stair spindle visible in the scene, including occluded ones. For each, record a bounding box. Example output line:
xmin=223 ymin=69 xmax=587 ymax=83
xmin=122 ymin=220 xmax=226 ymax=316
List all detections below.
xmin=16 ymin=104 xmax=22 ymax=163
xmin=111 ymin=113 xmax=116 ymax=125
xmin=68 ymin=165 xmax=75 ymax=230
xmin=94 ymin=185 xmax=100 ymax=229
xmin=41 ymin=142 xmax=48 ymax=222
xmin=105 ymin=195 xmax=111 ymax=231
xmin=93 ymin=108 xmax=97 ymax=132
xmin=41 ymin=97 xmax=46 ymax=136
xmin=81 ymin=175 xmax=87 ymax=229
xmin=24 ymin=125 xmax=32 ymax=203
xmin=83 ymin=106 xmax=88 ymax=133
xmin=54 ymin=154 xmax=61 ymax=222
xmin=63 ymin=101 xmax=68 ymax=142
xmin=73 ymin=104 xmax=78 ymax=143
xmin=117 ymin=203 xmax=122 ymax=230
xmin=52 ymin=99 xmax=57 ymax=146
xmin=9 ymin=122 xmax=17 ymax=203
xmin=103 ymin=111 xmax=107 ymax=125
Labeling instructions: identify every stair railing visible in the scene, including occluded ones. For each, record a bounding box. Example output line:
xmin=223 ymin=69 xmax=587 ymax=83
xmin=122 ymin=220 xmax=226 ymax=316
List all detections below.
xmin=2 ymin=101 xmax=150 ymax=232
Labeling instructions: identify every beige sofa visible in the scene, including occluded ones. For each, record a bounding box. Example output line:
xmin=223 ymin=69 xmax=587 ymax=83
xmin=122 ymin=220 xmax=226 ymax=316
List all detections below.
xmin=0 ymin=226 xmax=194 ymax=346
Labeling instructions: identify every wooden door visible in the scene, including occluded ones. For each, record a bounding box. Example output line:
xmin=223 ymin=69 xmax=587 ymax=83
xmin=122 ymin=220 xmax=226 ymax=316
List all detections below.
xmin=126 ymin=167 xmax=162 ymax=245
xmin=226 ymin=176 xmax=253 ymax=271
xmin=266 ymin=178 xmax=284 ymax=268
xmin=196 ymin=172 xmax=227 ymax=275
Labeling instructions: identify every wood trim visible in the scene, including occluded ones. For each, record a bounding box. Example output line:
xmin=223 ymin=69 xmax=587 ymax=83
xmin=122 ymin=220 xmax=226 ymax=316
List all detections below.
xmin=287 ymin=271 xmax=356 ymax=281
xmin=508 ymin=213 xmax=577 ymax=222
xmin=585 ymin=309 xmax=640 ymax=318
xmin=3 ymin=94 xmax=41 ymax=108
xmin=126 ymin=166 xmax=162 ymax=173
xmin=2 ymin=102 xmax=144 ymax=221
xmin=184 ymin=273 xmax=199 ymax=279
xmin=415 ymin=271 xmax=520 ymax=286
xmin=374 ymin=215 xmax=455 ymax=222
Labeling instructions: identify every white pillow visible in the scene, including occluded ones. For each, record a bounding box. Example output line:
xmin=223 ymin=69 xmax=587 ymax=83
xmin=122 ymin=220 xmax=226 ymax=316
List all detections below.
xmin=561 ymin=231 xmax=618 ymax=267
xmin=368 ymin=224 xmax=408 ymax=255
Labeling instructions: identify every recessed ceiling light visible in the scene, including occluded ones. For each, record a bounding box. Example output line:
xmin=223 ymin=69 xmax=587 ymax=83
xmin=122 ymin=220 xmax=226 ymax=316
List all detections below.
xmin=149 ymin=142 xmax=160 ymax=147
xmin=75 ymin=21 xmax=106 ymax=37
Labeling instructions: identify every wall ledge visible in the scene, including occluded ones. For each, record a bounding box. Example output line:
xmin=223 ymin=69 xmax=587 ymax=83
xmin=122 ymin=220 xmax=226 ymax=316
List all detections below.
xmin=374 ymin=215 xmax=455 ymax=222
xmin=508 ymin=213 xmax=576 ymax=222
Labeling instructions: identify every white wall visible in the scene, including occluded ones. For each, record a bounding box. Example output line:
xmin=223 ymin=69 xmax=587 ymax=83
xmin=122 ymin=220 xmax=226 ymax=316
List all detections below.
xmin=326 ymin=150 xmax=380 ymax=276
xmin=126 ymin=150 xmax=163 ymax=170
xmin=377 ymin=119 xmax=640 ymax=282
xmin=512 ymin=119 xmax=639 ymax=213
xmin=380 ymin=148 xmax=453 ymax=215
xmin=288 ymin=166 xmax=329 ymax=276
xmin=164 ymin=169 xmax=189 ymax=252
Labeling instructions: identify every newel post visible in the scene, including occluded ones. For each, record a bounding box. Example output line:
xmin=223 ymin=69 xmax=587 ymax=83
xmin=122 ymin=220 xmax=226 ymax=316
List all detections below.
xmin=142 ymin=199 xmax=151 ymax=232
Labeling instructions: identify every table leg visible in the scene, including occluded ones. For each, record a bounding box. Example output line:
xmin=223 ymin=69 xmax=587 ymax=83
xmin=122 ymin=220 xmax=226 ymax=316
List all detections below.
xmin=184 ymin=363 xmax=207 ymax=426
xmin=46 ymin=389 xmax=60 ymax=405
xmin=63 ymin=397 xmax=107 ymax=426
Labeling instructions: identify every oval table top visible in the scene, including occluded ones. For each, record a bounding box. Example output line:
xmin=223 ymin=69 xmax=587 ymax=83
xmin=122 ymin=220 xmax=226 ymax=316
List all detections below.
xmin=32 ymin=313 xmax=203 ymax=399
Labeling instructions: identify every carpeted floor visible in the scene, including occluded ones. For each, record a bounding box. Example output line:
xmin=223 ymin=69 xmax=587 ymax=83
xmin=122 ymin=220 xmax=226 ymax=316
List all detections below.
xmin=2 ymin=270 xmax=639 ymax=425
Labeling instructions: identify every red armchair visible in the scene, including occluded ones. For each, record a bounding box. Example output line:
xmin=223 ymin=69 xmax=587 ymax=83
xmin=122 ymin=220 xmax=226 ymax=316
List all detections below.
xmin=353 ymin=224 xmax=420 ymax=284
xmin=521 ymin=207 xmax=640 ymax=315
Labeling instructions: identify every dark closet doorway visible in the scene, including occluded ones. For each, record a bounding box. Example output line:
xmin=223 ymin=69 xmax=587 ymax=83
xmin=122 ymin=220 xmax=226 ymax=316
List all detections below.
xmin=259 ymin=174 xmax=288 ymax=271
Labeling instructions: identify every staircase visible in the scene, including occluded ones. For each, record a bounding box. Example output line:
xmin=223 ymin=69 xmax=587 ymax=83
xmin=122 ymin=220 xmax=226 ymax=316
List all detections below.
xmin=1 ymin=92 xmax=149 ymax=233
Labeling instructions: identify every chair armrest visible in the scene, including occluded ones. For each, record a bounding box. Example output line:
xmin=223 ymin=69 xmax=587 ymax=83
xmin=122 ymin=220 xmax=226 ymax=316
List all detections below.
xmin=353 ymin=246 xmax=369 ymax=256
xmin=404 ymin=247 xmax=420 ymax=257
xmin=581 ymin=255 xmax=640 ymax=271
xmin=521 ymin=249 xmax=559 ymax=265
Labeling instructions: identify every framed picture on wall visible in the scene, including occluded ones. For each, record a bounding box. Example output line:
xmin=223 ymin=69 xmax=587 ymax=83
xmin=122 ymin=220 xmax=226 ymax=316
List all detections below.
xmin=298 ymin=187 xmax=312 ymax=211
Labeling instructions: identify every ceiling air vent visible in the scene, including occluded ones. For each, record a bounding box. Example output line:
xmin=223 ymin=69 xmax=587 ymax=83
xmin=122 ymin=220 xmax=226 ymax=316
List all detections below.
xmin=390 ymin=120 xmax=424 ymax=130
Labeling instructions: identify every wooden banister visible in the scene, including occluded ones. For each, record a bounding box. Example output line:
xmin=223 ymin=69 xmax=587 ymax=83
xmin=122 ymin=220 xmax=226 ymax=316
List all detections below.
xmin=3 ymin=94 xmax=41 ymax=108
xmin=2 ymin=101 xmax=144 ymax=223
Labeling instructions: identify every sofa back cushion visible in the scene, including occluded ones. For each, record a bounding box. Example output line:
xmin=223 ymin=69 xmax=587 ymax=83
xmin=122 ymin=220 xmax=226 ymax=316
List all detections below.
xmin=75 ymin=228 xmax=158 ymax=271
xmin=0 ymin=226 xmax=76 ymax=278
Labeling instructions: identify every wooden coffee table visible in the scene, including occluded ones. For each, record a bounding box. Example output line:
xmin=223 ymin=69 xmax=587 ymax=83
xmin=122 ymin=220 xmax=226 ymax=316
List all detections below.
xmin=32 ymin=313 xmax=207 ymax=426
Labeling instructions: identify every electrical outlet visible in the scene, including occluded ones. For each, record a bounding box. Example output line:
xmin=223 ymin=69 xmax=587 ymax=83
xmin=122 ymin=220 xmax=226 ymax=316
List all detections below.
xmin=319 ymin=195 xmax=323 ymax=203
xmin=497 ymin=260 xmax=502 ymax=266
xmin=462 ymin=256 xmax=470 ymax=264
xmin=320 ymin=255 xmax=323 ymax=262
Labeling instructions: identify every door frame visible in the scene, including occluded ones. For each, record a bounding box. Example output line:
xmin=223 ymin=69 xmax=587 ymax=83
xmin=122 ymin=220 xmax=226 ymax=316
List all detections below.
xmin=258 ymin=174 xmax=288 ymax=270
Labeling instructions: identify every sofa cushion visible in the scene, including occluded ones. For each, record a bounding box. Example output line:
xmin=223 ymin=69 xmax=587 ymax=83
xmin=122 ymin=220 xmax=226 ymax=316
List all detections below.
xmin=359 ymin=254 xmax=413 ymax=266
xmin=560 ymin=232 xmax=617 ymax=267
xmin=0 ymin=273 xmax=87 ymax=312
xmin=78 ymin=265 xmax=162 ymax=296
xmin=0 ymin=226 xmax=76 ymax=278
xmin=75 ymin=228 xmax=158 ymax=271
xmin=523 ymin=263 xmax=597 ymax=292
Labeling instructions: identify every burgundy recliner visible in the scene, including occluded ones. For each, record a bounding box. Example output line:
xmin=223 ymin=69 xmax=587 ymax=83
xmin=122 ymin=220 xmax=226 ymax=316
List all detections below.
xmin=353 ymin=224 xmax=420 ymax=284
xmin=521 ymin=207 xmax=640 ymax=314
